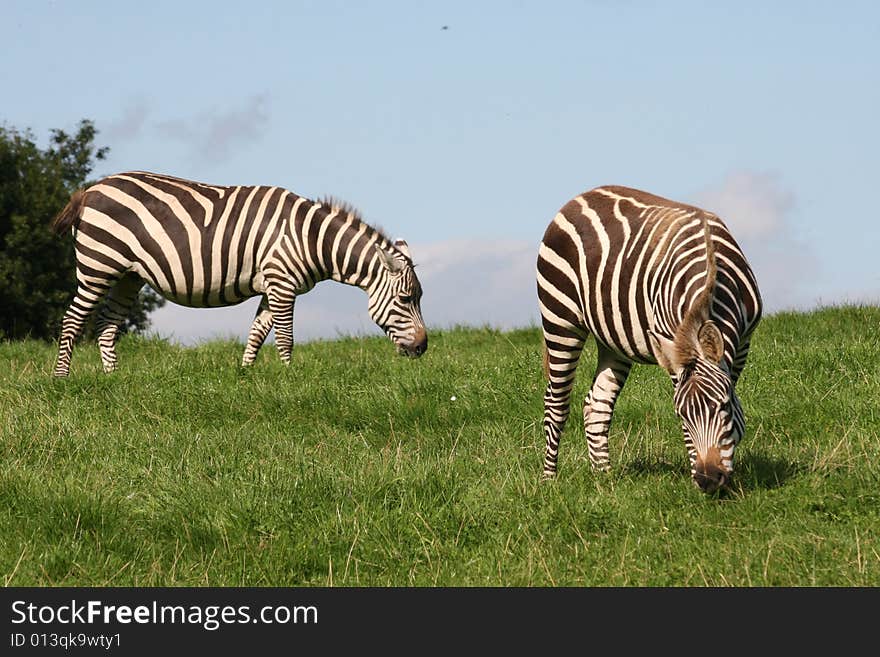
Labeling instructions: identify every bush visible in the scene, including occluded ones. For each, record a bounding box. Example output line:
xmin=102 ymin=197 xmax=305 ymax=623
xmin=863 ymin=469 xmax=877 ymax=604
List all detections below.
xmin=0 ymin=119 xmax=164 ymax=340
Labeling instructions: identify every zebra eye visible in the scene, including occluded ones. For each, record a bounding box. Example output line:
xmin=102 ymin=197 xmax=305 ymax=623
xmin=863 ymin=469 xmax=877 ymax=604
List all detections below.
xmin=399 ymin=294 xmax=413 ymax=303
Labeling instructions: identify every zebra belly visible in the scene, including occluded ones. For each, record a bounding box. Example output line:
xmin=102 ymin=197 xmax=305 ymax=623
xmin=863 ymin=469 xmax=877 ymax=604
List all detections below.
xmin=579 ymin=293 xmax=658 ymax=365
xmin=144 ymin=270 xmax=261 ymax=308
xmin=586 ymin=322 xmax=657 ymax=365
xmin=148 ymin=285 xmax=254 ymax=309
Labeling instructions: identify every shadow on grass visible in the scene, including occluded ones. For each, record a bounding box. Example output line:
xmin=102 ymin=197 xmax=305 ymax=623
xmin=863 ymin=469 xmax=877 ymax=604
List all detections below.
xmin=735 ymin=453 xmax=800 ymax=491
xmin=620 ymin=452 xmax=799 ymax=493
xmin=620 ymin=457 xmax=684 ymax=477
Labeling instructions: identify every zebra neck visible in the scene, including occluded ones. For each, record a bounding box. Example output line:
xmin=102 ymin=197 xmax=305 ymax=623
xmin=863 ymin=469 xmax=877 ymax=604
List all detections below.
xmin=649 ymin=232 xmax=717 ymax=338
xmin=324 ymin=226 xmax=388 ymax=292
xmin=284 ymin=200 xmax=389 ymax=293
xmin=652 ymin=291 xmax=716 ymax=334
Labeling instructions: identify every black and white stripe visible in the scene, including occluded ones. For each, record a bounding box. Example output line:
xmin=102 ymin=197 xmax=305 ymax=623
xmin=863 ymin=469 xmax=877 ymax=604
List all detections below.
xmin=51 ymin=171 xmax=427 ymax=375
xmin=536 ymin=185 xmax=761 ymax=492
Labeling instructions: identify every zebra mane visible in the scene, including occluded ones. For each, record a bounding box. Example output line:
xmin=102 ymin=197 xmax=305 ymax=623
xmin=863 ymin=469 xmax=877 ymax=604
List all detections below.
xmin=692 ymin=212 xmax=718 ymax=316
xmin=673 ymin=212 xmax=721 ymax=364
xmin=317 ymin=195 xmax=394 ymax=249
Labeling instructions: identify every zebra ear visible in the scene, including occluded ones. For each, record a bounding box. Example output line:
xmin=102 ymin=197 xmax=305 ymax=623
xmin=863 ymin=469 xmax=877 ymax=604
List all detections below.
xmin=649 ymin=330 xmax=686 ymax=377
xmin=375 ymin=244 xmax=404 ymax=273
xmin=393 ymin=238 xmax=411 ymax=260
xmin=697 ymin=320 xmax=724 ymax=364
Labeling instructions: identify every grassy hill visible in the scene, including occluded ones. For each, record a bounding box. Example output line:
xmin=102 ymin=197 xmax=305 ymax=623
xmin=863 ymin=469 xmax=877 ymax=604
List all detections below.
xmin=1 ymin=305 xmax=878 ymax=586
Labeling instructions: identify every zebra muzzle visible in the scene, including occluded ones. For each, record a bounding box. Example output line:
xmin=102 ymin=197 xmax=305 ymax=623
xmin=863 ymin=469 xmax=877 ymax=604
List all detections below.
xmin=398 ymin=327 xmax=428 ymax=358
xmin=693 ymin=449 xmax=730 ymax=494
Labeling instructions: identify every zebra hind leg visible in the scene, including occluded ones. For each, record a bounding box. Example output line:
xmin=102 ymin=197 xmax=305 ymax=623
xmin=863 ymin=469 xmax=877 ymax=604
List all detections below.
xmin=583 ymin=345 xmax=632 ymax=472
xmin=54 ymin=279 xmax=114 ymax=377
xmin=265 ymin=283 xmax=296 ymax=365
xmin=241 ymin=297 xmax=273 ymax=367
xmin=541 ymin=331 xmax=585 ymax=479
xmin=94 ymin=273 xmax=145 ymax=373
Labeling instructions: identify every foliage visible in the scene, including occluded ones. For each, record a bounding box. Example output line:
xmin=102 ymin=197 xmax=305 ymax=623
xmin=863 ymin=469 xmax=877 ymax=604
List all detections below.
xmin=0 ymin=306 xmax=878 ymax=585
xmin=0 ymin=120 xmax=164 ymax=341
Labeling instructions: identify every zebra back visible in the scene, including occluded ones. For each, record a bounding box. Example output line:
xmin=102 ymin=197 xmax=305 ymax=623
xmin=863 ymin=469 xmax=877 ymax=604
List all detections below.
xmin=66 ymin=171 xmax=407 ymax=308
xmin=541 ymin=185 xmax=761 ymax=370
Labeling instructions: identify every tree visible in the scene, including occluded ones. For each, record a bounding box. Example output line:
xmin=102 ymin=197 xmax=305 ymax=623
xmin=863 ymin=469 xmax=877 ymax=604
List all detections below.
xmin=0 ymin=119 xmax=165 ymax=341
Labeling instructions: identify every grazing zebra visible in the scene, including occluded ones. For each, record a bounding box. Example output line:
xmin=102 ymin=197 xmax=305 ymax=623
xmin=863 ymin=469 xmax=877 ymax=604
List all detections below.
xmin=536 ymin=185 xmax=762 ymax=492
xmin=51 ymin=171 xmax=427 ymax=375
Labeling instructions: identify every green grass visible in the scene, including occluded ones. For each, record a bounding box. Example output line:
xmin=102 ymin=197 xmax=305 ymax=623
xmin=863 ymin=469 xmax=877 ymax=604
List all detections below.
xmin=1 ymin=305 xmax=879 ymax=586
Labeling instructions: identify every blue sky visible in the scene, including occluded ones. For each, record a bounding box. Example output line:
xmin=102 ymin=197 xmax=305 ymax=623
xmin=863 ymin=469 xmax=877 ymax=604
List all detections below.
xmin=3 ymin=1 xmax=879 ymax=344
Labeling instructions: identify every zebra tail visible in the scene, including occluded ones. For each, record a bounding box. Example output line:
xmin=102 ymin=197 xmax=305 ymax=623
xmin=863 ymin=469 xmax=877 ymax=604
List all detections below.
xmin=51 ymin=189 xmax=86 ymax=236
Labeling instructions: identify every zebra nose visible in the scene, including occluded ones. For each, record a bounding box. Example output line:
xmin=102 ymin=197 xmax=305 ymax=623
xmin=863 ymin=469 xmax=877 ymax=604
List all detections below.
xmin=694 ymin=462 xmax=728 ymax=493
xmin=411 ymin=328 xmax=427 ymax=357
xmin=694 ymin=446 xmax=729 ymax=493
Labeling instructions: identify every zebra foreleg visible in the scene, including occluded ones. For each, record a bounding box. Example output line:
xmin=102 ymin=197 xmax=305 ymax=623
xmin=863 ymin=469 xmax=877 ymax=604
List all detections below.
xmin=541 ymin=332 xmax=585 ymax=479
xmin=53 ymin=279 xmax=112 ymax=377
xmin=726 ymin=337 xmax=753 ymax=448
xmin=94 ymin=273 xmax=144 ymax=373
xmin=583 ymin=345 xmax=632 ymax=471
xmin=241 ymin=297 xmax=273 ymax=366
xmin=730 ymin=337 xmax=752 ymax=387
xmin=266 ymin=284 xmax=297 ymax=365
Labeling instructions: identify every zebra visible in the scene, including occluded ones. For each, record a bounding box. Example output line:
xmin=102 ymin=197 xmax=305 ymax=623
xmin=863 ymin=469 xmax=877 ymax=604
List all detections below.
xmin=51 ymin=171 xmax=427 ymax=376
xmin=536 ymin=185 xmax=762 ymax=493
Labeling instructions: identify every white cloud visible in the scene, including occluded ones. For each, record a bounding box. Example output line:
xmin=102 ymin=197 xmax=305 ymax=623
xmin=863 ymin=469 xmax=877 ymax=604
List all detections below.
xmin=156 ymin=94 xmax=269 ymax=163
xmin=692 ymin=171 xmax=819 ymax=313
xmin=105 ymin=98 xmax=150 ymax=142
xmin=103 ymin=94 xmax=271 ymax=166
xmin=414 ymin=238 xmax=539 ymax=330
xmin=693 ymin=171 xmax=794 ymax=240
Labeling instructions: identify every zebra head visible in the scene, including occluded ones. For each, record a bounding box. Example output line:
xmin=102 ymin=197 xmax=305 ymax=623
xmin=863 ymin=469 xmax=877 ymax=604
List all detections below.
xmin=650 ymin=319 xmax=741 ymax=494
xmin=369 ymin=239 xmax=428 ymax=358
